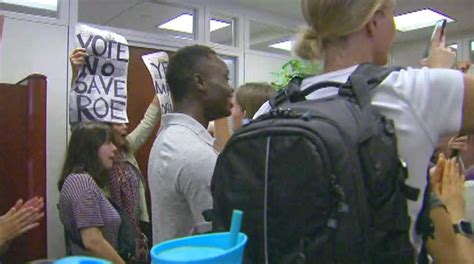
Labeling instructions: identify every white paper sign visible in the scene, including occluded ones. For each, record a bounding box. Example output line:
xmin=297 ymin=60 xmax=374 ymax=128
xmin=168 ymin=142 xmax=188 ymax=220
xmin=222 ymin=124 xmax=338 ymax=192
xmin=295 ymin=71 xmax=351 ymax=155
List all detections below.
xmin=70 ymin=24 xmax=129 ymax=123
xmin=142 ymin=52 xmax=173 ymax=114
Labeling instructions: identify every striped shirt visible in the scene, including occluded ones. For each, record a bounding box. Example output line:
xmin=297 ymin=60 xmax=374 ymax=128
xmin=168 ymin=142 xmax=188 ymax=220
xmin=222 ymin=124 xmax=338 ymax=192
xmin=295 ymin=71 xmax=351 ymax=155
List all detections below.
xmin=58 ymin=173 xmax=121 ymax=255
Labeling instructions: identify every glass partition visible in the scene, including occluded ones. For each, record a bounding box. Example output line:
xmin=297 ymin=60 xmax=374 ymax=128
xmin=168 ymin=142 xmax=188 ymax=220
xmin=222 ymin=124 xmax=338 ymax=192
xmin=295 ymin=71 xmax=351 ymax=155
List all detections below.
xmin=210 ymin=13 xmax=236 ymax=47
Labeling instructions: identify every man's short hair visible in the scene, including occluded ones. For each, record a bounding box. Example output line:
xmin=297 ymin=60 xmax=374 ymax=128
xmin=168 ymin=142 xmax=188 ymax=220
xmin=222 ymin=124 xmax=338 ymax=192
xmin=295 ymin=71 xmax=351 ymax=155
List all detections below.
xmin=166 ymin=45 xmax=217 ymax=102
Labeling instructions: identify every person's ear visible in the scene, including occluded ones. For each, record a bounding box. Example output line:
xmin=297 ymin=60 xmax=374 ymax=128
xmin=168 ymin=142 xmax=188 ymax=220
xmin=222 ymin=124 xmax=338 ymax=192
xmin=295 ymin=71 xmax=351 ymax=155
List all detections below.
xmin=364 ymin=11 xmax=379 ymax=38
xmin=194 ymin=73 xmax=207 ymax=93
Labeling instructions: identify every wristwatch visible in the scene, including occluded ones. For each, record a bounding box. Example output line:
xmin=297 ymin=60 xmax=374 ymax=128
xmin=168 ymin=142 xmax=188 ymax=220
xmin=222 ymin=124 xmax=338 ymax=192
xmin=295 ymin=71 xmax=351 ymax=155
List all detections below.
xmin=452 ymin=220 xmax=473 ymax=237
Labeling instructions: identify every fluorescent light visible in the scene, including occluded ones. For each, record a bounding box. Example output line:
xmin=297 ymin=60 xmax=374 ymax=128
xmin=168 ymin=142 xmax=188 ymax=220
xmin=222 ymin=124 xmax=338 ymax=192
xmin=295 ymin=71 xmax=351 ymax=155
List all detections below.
xmin=158 ymin=13 xmax=194 ymax=34
xmin=158 ymin=13 xmax=230 ymax=34
xmin=0 ymin=0 xmax=57 ymax=11
xmin=210 ymin=19 xmax=230 ymax=32
xmin=394 ymin=8 xmax=454 ymax=32
xmin=269 ymin=40 xmax=292 ymax=51
xmin=471 ymin=41 xmax=474 ymax=51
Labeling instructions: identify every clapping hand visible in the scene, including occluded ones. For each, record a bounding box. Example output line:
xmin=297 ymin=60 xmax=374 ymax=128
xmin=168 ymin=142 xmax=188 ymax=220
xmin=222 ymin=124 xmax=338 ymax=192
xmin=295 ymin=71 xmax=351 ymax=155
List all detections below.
xmin=0 ymin=197 xmax=44 ymax=247
xmin=430 ymin=154 xmax=466 ymax=222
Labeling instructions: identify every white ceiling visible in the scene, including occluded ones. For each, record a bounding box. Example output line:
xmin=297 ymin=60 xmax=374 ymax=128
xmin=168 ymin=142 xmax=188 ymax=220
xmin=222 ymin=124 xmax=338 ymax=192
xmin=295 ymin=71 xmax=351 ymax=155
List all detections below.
xmin=78 ymin=0 xmax=474 ymax=46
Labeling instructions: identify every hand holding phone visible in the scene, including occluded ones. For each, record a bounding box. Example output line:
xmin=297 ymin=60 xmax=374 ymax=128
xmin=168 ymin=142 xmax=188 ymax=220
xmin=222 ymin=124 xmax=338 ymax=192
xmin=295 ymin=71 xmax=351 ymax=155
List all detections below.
xmin=423 ymin=19 xmax=447 ymax=58
xmin=421 ymin=19 xmax=456 ymax=68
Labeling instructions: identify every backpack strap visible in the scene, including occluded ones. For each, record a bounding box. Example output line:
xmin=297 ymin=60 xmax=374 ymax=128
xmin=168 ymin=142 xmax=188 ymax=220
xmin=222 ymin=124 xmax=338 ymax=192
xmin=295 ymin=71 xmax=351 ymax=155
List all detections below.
xmin=269 ymin=77 xmax=304 ymax=108
xmin=341 ymin=64 xmax=403 ymax=108
xmin=270 ymin=64 xmax=403 ymax=110
xmin=340 ymin=64 xmax=402 ymax=143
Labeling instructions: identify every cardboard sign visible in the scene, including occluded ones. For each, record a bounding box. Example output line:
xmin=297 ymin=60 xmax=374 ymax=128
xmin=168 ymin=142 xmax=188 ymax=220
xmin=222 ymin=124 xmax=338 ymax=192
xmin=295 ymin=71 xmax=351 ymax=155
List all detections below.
xmin=142 ymin=52 xmax=173 ymax=114
xmin=70 ymin=24 xmax=129 ymax=123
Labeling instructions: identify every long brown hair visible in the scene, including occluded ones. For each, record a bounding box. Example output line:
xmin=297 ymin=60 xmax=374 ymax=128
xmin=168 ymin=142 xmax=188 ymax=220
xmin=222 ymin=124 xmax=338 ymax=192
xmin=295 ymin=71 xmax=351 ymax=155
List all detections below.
xmin=58 ymin=122 xmax=113 ymax=190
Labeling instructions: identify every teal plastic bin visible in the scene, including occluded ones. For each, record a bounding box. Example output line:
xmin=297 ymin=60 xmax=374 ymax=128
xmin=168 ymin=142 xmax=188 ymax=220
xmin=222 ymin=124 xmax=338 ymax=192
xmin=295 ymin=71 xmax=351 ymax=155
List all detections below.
xmin=151 ymin=232 xmax=247 ymax=264
xmin=53 ymin=256 xmax=111 ymax=264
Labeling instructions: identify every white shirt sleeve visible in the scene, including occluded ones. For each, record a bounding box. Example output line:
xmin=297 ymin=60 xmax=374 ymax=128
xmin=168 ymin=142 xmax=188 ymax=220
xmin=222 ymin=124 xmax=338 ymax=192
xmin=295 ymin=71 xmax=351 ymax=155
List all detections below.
xmin=382 ymin=67 xmax=464 ymax=143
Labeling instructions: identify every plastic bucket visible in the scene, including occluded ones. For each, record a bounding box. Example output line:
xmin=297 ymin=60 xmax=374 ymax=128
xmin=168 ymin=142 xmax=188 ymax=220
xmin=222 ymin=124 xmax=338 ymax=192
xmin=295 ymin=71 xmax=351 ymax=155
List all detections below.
xmin=151 ymin=232 xmax=247 ymax=264
xmin=53 ymin=256 xmax=111 ymax=264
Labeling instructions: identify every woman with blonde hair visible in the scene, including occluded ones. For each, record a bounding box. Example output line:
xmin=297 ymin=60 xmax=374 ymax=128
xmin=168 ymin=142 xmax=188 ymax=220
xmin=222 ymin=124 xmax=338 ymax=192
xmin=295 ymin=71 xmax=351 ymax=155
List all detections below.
xmin=253 ymin=0 xmax=474 ymax=262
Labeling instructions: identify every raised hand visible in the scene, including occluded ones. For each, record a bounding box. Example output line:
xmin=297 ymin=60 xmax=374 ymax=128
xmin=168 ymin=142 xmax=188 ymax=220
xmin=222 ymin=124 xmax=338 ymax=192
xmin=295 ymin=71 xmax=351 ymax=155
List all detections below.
xmin=426 ymin=26 xmax=456 ymax=69
xmin=0 ymin=201 xmax=44 ymax=246
xmin=70 ymin=48 xmax=88 ymax=79
xmin=430 ymin=155 xmax=466 ymax=222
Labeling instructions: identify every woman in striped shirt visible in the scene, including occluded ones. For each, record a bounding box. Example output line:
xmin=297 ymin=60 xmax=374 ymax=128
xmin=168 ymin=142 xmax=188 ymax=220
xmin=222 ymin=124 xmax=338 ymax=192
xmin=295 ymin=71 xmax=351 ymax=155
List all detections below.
xmin=57 ymin=122 xmax=125 ymax=264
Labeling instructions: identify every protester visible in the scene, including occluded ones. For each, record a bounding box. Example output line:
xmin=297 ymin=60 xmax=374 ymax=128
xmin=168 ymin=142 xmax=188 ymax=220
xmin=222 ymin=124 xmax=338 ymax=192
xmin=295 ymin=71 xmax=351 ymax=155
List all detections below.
xmin=58 ymin=122 xmax=126 ymax=264
xmin=70 ymin=48 xmax=161 ymax=260
xmin=253 ymin=0 xmax=474 ymax=257
xmin=148 ymin=45 xmax=233 ymax=243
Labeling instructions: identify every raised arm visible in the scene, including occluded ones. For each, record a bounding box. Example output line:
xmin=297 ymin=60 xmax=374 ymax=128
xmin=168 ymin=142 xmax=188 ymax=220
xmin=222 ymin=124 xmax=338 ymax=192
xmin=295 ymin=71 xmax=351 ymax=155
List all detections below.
xmin=70 ymin=48 xmax=87 ymax=83
xmin=126 ymin=95 xmax=161 ymax=153
xmin=423 ymin=27 xmax=474 ymax=136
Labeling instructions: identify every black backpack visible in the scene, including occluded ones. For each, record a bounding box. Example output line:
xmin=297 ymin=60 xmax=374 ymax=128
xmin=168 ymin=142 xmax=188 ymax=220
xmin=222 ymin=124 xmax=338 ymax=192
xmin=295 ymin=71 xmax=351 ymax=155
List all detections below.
xmin=211 ymin=64 xmax=420 ymax=264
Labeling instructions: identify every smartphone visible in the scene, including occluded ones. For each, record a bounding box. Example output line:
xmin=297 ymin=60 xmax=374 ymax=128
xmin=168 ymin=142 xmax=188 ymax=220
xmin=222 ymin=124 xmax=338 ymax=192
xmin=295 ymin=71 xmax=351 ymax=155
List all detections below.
xmin=422 ymin=19 xmax=447 ymax=58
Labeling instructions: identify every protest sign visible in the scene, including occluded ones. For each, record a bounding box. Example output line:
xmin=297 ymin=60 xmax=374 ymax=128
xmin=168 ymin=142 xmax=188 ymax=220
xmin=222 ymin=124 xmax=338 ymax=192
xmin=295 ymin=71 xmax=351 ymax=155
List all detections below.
xmin=70 ymin=24 xmax=129 ymax=123
xmin=142 ymin=52 xmax=173 ymax=114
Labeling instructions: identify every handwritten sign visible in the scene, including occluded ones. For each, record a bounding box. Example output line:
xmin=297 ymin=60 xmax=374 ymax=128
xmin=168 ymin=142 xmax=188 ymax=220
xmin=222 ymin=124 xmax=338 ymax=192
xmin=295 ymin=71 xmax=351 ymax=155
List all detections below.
xmin=70 ymin=24 xmax=129 ymax=123
xmin=142 ymin=52 xmax=173 ymax=114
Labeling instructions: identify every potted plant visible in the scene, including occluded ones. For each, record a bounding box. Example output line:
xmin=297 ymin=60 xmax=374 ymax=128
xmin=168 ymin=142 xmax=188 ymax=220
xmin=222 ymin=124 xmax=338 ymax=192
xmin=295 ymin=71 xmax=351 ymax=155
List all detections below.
xmin=271 ymin=59 xmax=322 ymax=90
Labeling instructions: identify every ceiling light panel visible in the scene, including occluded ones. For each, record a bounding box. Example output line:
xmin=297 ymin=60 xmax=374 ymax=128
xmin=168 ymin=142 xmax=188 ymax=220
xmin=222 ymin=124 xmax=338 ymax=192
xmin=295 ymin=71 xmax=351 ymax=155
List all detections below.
xmin=394 ymin=8 xmax=454 ymax=32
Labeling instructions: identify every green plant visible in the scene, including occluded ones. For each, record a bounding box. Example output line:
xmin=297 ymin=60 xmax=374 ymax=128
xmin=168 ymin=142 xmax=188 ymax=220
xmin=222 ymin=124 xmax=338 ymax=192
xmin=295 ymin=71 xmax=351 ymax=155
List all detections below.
xmin=271 ymin=59 xmax=322 ymax=91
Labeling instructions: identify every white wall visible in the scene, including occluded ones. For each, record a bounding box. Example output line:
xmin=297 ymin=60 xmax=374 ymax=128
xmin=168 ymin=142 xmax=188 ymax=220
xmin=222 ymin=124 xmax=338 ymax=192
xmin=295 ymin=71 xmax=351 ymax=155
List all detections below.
xmin=0 ymin=16 xmax=69 ymax=259
xmin=244 ymin=52 xmax=289 ymax=83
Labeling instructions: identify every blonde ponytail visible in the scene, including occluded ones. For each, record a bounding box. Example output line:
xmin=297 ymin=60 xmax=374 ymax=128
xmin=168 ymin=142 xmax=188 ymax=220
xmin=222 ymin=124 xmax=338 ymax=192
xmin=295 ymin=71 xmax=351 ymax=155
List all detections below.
xmin=294 ymin=27 xmax=323 ymax=61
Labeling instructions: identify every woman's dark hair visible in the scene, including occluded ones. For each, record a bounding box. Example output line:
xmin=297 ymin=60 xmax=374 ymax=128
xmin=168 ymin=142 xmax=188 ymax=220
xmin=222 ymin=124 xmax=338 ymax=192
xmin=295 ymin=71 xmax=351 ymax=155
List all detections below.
xmin=58 ymin=122 xmax=113 ymax=191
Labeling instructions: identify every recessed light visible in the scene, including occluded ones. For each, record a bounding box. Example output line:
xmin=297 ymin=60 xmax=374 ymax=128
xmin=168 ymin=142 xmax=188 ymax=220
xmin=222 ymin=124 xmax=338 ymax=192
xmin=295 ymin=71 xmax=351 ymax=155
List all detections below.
xmin=394 ymin=8 xmax=454 ymax=32
xmin=269 ymin=40 xmax=292 ymax=51
xmin=158 ymin=13 xmax=230 ymax=34
xmin=158 ymin=13 xmax=194 ymax=34
xmin=210 ymin=19 xmax=230 ymax=32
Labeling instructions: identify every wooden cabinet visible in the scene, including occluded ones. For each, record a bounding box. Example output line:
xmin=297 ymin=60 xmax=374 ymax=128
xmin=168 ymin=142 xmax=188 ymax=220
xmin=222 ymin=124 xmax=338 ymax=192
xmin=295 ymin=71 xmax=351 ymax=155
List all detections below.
xmin=0 ymin=74 xmax=47 ymax=263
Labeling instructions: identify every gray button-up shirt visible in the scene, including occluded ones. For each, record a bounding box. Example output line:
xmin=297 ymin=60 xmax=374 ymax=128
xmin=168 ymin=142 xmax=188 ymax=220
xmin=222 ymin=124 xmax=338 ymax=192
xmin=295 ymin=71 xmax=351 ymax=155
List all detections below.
xmin=148 ymin=113 xmax=218 ymax=244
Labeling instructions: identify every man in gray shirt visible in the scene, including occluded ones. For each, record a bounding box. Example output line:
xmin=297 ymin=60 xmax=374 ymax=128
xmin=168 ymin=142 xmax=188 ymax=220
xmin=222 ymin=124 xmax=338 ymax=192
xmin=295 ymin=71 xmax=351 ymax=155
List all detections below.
xmin=148 ymin=45 xmax=233 ymax=243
